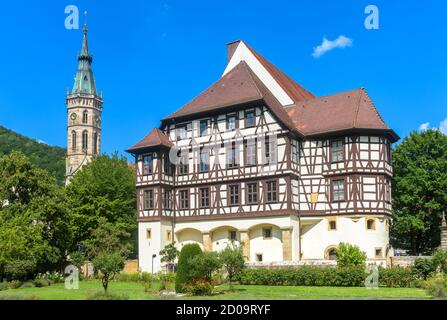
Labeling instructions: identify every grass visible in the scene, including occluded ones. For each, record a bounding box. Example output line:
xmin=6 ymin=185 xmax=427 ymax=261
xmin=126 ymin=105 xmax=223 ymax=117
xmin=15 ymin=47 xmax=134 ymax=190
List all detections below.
xmin=0 ymin=280 xmax=430 ymax=300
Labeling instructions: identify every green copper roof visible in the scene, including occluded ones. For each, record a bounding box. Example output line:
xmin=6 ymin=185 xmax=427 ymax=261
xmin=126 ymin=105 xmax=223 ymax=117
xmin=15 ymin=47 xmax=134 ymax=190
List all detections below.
xmin=72 ymin=23 xmax=97 ymax=95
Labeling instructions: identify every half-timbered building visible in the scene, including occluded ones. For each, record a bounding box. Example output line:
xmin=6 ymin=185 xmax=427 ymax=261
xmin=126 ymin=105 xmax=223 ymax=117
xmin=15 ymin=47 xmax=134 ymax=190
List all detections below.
xmin=127 ymin=41 xmax=399 ymax=272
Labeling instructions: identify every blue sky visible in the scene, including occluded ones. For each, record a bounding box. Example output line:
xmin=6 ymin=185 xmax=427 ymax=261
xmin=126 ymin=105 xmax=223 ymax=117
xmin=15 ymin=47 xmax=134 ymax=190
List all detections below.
xmin=0 ymin=0 xmax=445 ymax=157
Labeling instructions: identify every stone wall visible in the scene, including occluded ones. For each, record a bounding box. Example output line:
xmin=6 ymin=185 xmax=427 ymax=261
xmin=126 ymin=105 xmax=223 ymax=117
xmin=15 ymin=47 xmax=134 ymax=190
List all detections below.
xmin=389 ymin=256 xmax=431 ymax=268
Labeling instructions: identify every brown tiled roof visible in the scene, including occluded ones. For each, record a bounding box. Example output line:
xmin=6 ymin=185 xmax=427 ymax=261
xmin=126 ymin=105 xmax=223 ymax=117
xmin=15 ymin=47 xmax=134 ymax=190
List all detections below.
xmin=285 ymin=88 xmax=395 ymax=137
xmin=244 ymin=42 xmax=315 ymax=103
xmin=126 ymin=128 xmax=172 ymax=153
xmin=163 ymin=62 xmax=264 ymax=121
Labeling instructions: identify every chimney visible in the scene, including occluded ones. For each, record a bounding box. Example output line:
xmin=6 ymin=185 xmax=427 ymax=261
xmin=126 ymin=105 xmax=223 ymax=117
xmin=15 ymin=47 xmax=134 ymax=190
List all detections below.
xmin=226 ymin=40 xmax=241 ymax=62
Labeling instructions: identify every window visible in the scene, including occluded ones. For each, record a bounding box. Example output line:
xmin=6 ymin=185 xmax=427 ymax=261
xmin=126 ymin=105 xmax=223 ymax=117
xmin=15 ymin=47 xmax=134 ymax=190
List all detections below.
xmin=228 ymin=184 xmax=239 ymax=206
xmin=178 ymin=151 xmax=189 ymax=175
xmin=177 ymin=125 xmax=187 ymax=140
xmin=227 ymin=142 xmax=238 ymax=168
xmin=327 ymin=248 xmax=337 ymax=260
xmin=93 ymin=132 xmax=98 ymax=155
xmin=166 ymin=230 xmax=172 ymax=241
xmin=245 ymin=110 xmax=255 ymax=128
xmin=247 ymin=183 xmax=258 ymax=204
xmin=179 ymin=190 xmax=189 ymax=209
xmin=227 ymin=114 xmax=236 ymax=130
xmin=200 ymin=188 xmax=210 ymax=208
xmin=143 ymin=190 xmax=153 ymax=210
xmin=164 ymin=189 xmax=172 ymax=210
xmin=256 ymin=254 xmax=263 ymax=262
xmin=146 ymin=228 xmax=152 ymax=239
xmin=385 ymin=179 xmax=391 ymax=203
xmin=265 ymin=136 xmax=277 ymax=165
xmin=263 ymin=227 xmax=272 ymax=239
xmin=375 ymin=248 xmax=383 ymax=258
xmin=245 ymin=139 xmax=256 ymax=166
xmin=199 ymin=120 xmax=207 ymax=137
xmin=332 ymin=179 xmax=345 ymax=202
xmin=71 ymin=131 xmax=77 ymax=151
xmin=82 ymin=110 xmax=88 ymax=124
xmin=328 ymin=219 xmax=337 ymax=231
xmin=229 ymin=230 xmax=237 ymax=241
xmin=164 ymin=153 xmax=173 ymax=176
xmin=82 ymin=130 xmax=88 ymax=151
xmin=366 ymin=219 xmax=376 ymax=230
xmin=200 ymin=147 xmax=209 ymax=172
xmin=386 ymin=141 xmax=392 ymax=163
xmin=331 ymin=140 xmax=344 ymax=163
xmin=266 ymin=181 xmax=278 ymax=203
xmin=142 ymin=154 xmax=153 ymax=175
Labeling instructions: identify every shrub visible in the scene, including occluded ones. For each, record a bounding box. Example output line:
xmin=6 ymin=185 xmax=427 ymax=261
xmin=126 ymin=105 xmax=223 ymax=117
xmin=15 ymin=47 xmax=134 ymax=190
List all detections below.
xmin=335 ymin=243 xmax=367 ymax=268
xmin=0 ymin=282 xmax=9 ymax=291
xmin=0 ymin=294 xmax=39 ymax=300
xmin=175 ymin=244 xmax=202 ymax=293
xmin=190 ymin=251 xmax=221 ymax=282
xmin=8 ymin=280 xmax=22 ymax=289
xmin=423 ymin=274 xmax=447 ymax=298
xmin=378 ymin=267 xmax=422 ymax=288
xmin=157 ymin=273 xmax=175 ymax=291
xmin=185 ymin=278 xmax=213 ymax=296
xmin=20 ymin=281 xmax=35 ymax=289
xmin=236 ymin=267 xmax=366 ymax=287
xmin=92 ymin=252 xmax=126 ymax=293
xmin=115 ymin=272 xmax=141 ymax=282
xmin=432 ymin=249 xmax=447 ymax=274
xmin=219 ymin=244 xmax=245 ymax=289
xmin=86 ymin=291 xmax=129 ymax=300
xmin=36 ymin=271 xmax=64 ymax=284
xmin=413 ymin=258 xmax=435 ymax=280
xmin=33 ymin=278 xmax=51 ymax=288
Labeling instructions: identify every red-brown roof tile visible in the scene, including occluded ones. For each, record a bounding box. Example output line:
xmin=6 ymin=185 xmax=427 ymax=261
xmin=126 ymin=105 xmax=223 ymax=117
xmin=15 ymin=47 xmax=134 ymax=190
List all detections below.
xmin=126 ymin=128 xmax=173 ymax=152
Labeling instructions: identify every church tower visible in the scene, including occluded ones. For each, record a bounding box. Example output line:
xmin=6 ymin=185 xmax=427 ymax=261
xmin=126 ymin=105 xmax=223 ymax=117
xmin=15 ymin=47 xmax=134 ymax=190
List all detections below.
xmin=66 ymin=18 xmax=102 ymax=184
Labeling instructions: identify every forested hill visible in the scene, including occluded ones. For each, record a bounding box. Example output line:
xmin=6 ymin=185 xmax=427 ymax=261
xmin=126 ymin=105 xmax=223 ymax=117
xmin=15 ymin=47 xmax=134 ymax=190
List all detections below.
xmin=0 ymin=125 xmax=66 ymax=184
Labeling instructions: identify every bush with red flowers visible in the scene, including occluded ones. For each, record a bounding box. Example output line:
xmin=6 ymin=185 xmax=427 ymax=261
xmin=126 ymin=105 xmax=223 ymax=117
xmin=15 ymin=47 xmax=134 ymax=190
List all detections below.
xmin=186 ymin=277 xmax=213 ymax=296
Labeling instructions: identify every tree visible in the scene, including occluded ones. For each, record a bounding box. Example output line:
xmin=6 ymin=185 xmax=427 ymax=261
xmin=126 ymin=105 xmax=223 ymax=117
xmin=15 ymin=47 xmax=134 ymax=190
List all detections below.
xmin=335 ymin=242 xmax=366 ymax=268
xmin=84 ymin=218 xmax=131 ymax=293
xmin=391 ymin=130 xmax=447 ymax=254
xmin=190 ymin=251 xmax=221 ymax=282
xmin=159 ymin=242 xmax=179 ymax=272
xmin=0 ymin=152 xmax=69 ymax=280
xmin=175 ymin=244 xmax=202 ymax=293
xmin=219 ymin=244 xmax=245 ymax=290
xmin=65 ymin=153 xmax=137 ymax=256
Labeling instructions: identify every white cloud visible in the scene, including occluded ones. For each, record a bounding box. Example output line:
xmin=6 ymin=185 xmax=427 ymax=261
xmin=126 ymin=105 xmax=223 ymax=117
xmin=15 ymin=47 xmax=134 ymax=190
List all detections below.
xmin=418 ymin=122 xmax=430 ymax=132
xmin=312 ymin=35 xmax=353 ymax=58
xmin=439 ymin=118 xmax=447 ymax=134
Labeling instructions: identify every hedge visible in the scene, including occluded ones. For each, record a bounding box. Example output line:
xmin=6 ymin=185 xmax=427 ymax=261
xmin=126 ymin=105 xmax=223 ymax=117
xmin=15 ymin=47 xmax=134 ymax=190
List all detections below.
xmin=175 ymin=243 xmax=203 ymax=293
xmin=235 ymin=266 xmax=422 ymax=288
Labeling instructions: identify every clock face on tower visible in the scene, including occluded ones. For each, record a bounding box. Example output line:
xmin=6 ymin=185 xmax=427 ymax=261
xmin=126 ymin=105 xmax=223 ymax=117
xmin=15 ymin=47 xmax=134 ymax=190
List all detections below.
xmin=70 ymin=113 xmax=77 ymax=121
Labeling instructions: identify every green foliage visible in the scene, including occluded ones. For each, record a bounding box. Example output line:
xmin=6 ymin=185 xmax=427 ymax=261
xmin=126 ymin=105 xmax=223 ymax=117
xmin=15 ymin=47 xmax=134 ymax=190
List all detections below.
xmin=219 ymin=244 xmax=245 ymax=289
xmin=237 ymin=267 xmax=367 ymax=287
xmin=190 ymin=251 xmax=221 ymax=282
xmin=175 ymin=244 xmax=202 ymax=293
xmin=413 ymin=258 xmax=435 ymax=280
xmin=35 ymin=271 xmax=64 ymax=284
xmin=378 ymin=267 xmax=422 ymax=288
xmin=160 ymin=242 xmax=179 ymax=272
xmin=65 ymin=153 xmax=137 ymax=257
xmin=69 ymin=251 xmax=85 ymax=270
xmin=185 ymin=278 xmax=213 ymax=296
xmin=0 ymin=293 xmax=39 ymax=300
xmin=20 ymin=281 xmax=35 ymax=289
xmin=0 ymin=152 xmax=70 ymax=281
xmin=8 ymin=280 xmax=22 ymax=289
xmin=33 ymin=278 xmax=51 ymax=288
xmin=0 ymin=126 xmax=66 ymax=185
xmin=391 ymin=130 xmax=447 ymax=254
xmin=92 ymin=252 xmax=126 ymax=293
xmin=423 ymin=274 xmax=447 ymax=298
xmin=431 ymin=249 xmax=447 ymax=274
xmin=335 ymin=242 xmax=367 ymax=268
xmin=86 ymin=291 xmax=129 ymax=300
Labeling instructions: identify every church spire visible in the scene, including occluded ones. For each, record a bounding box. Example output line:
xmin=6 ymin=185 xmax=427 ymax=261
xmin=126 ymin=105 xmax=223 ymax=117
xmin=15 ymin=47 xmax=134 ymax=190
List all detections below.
xmin=71 ymin=11 xmax=97 ymax=95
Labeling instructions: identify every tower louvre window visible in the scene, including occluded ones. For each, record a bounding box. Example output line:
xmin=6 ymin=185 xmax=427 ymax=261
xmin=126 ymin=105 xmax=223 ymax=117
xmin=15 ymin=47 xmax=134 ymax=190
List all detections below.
xmin=93 ymin=132 xmax=98 ymax=155
xmin=83 ymin=110 xmax=88 ymax=124
xmin=82 ymin=130 xmax=88 ymax=151
xmin=71 ymin=131 xmax=77 ymax=151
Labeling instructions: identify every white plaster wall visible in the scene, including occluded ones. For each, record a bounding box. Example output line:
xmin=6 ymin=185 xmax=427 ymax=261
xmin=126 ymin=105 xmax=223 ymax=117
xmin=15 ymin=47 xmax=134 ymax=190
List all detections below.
xmin=300 ymin=216 xmax=389 ymax=260
xmin=249 ymin=225 xmax=283 ymax=262
xmin=211 ymin=227 xmax=240 ymax=252
xmin=139 ymin=221 xmax=172 ymax=273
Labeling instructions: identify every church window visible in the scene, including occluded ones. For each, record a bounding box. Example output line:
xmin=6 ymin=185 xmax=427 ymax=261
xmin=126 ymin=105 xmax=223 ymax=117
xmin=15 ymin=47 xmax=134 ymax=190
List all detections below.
xmin=266 ymin=181 xmax=278 ymax=203
xmin=200 ymin=188 xmax=210 ymax=208
xmin=82 ymin=130 xmax=88 ymax=151
xmin=228 ymin=184 xmax=239 ymax=206
xmin=143 ymin=190 xmax=154 ymax=210
xmin=245 ymin=110 xmax=255 ymax=128
xmin=142 ymin=154 xmax=153 ymax=175
xmin=247 ymin=183 xmax=258 ymax=204
xmin=332 ymin=179 xmax=345 ymax=202
xmin=330 ymin=140 xmax=344 ymax=163
xmin=83 ymin=110 xmax=88 ymax=124
xmin=71 ymin=131 xmax=77 ymax=151
xmin=179 ymin=190 xmax=189 ymax=209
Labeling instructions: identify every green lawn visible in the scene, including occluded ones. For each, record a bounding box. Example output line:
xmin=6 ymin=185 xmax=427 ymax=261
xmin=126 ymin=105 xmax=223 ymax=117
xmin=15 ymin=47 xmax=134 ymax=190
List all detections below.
xmin=0 ymin=280 xmax=430 ymax=300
